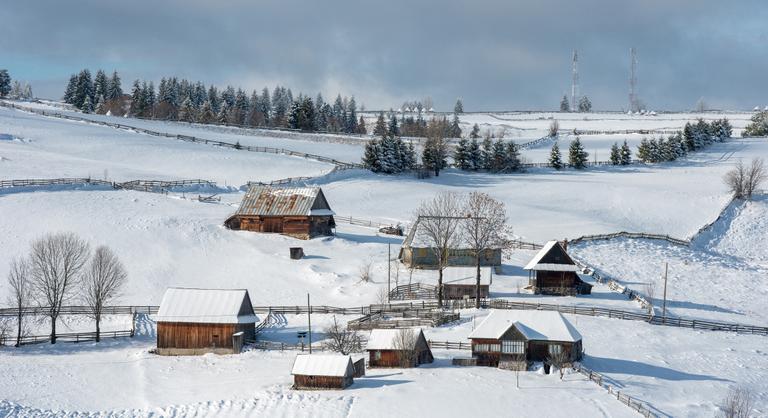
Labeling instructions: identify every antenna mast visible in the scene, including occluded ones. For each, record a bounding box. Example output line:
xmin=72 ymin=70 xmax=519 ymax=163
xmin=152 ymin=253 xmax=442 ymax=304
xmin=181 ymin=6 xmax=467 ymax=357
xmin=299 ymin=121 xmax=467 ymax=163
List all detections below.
xmin=629 ymin=48 xmax=638 ymax=112
xmin=571 ymin=50 xmax=579 ymax=112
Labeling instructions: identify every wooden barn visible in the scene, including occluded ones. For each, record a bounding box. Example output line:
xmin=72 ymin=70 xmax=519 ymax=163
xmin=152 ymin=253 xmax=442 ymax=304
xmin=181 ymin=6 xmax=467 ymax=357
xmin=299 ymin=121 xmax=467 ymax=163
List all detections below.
xmin=468 ymin=310 xmax=583 ymax=369
xmin=524 ymin=241 xmax=592 ymax=295
xmin=399 ymin=216 xmax=502 ymax=270
xmin=291 ymin=354 xmax=355 ymax=390
xmin=366 ymin=328 xmax=434 ymax=368
xmin=441 ymin=267 xmax=492 ymax=300
xmin=156 ymin=288 xmax=257 ymax=355
xmin=224 ymin=185 xmax=335 ymax=239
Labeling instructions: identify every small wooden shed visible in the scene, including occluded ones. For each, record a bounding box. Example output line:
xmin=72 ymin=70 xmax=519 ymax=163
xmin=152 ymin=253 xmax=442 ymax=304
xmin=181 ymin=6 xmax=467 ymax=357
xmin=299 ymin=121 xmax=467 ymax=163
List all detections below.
xmin=366 ymin=328 xmax=434 ymax=368
xmin=291 ymin=354 xmax=355 ymax=390
xmin=468 ymin=310 xmax=583 ymax=368
xmin=224 ymin=185 xmax=335 ymax=239
xmin=156 ymin=288 xmax=257 ymax=355
xmin=524 ymin=241 xmax=592 ymax=295
xmin=442 ymin=267 xmax=492 ymax=300
xmin=399 ymin=216 xmax=502 ymax=270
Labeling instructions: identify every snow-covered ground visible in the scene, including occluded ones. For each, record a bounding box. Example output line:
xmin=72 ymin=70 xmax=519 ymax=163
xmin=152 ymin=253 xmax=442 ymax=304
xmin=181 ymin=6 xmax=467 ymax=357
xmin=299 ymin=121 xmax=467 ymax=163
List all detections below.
xmin=2 ymin=102 xmax=768 ymax=417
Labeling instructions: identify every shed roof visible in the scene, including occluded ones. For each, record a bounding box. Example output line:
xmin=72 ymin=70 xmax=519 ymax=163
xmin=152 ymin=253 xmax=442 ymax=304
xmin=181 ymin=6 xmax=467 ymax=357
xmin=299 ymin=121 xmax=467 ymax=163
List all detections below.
xmin=156 ymin=287 xmax=257 ymax=324
xmin=366 ymin=328 xmax=426 ymax=350
xmin=231 ymin=185 xmax=334 ymax=217
xmin=523 ymin=241 xmax=579 ymax=272
xmin=468 ymin=310 xmax=582 ymax=342
xmin=441 ymin=267 xmax=493 ymax=285
xmin=291 ymin=354 xmax=353 ymax=377
xmin=402 ymin=216 xmax=502 ymax=250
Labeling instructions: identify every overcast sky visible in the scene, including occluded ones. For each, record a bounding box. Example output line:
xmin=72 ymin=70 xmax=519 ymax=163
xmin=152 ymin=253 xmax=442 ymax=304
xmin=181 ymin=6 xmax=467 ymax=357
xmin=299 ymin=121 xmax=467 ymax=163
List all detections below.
xmin=2 ymin=0 xmax=766 ymax=111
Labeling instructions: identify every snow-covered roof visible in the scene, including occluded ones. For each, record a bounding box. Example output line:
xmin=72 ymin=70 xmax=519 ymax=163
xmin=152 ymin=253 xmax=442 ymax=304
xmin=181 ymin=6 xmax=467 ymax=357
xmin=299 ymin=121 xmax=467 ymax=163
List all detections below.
xmin=523 ymin=241 xmax=579 ymax=272
xmin=291 ymin=354 xmax=353 ymax=377
xmin=469 ymin=310 xmax=582 ymax=342
xmin=366 ymin=328 xmax=424 ymax=350
xmin=230 ymin=185 xmax=334 ymax=217
xmin=442 ymin=267 xmax=492 ymax=285
xmin=156 ymin=287 xmax=257 ymax=324
xmin=403 ymin=216 xmax=501 ymax=250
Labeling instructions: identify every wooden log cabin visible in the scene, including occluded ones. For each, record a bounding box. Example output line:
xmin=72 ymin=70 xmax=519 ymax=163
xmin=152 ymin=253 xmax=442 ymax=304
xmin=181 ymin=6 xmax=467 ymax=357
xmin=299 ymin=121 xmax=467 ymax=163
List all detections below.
xmin=224 ymin=185 xmax=335 ymax=240
xmin=291 ymin=354 xmax=356 ymax=390
xmin=366 ymin=328 xmax=434 ymax=368
xmin=468 ymin=310 xmax=583 ymax=369
xmin=156 ymin=288 xmax=257 ymax=355
xmin=524 ymin=240 xmax=592 ymax=296
xmin=399 ymin=216 xmax=502 ymax=271
xmin=441 ymin=267 xmax=492 ymax=300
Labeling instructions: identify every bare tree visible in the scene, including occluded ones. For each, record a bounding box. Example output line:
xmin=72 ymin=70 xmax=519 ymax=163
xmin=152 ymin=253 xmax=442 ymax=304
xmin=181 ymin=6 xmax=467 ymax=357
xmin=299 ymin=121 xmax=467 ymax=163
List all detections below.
xmin=0 ymin=318 xmax=11 ymax=346
xmin=546 ymin=348 xmax=571 ymax=380
xmin=548 ymin=120 xmax=560 ymax=138
xmin=417 ymin=193 xmax=464 ymax=307
xmin=7 ymin=257 xmax=33 ymax=347
xmin=358 ymin=260 xmax=373 ymax=283
xmin=725 ymin=158 xmax=765 ymax=199
xmin=375 ymin=286 xmax=390 ymax=305
xmin=29 ymin=232 xmax=90 ymax=344
xmin=323 ymin=316 xmax=362 ymax=355
xmin=393 ymin=328 xmax=419 ymax=368
xmin=719 ymin=386 xmax=755 ymax=418
xmin=82 ymin=246 xmax=127 ymax=342
xmin=462 ymin=192 xmax=510 ymax=307
xmin=645 ymin=281 xmax=656 ymax=309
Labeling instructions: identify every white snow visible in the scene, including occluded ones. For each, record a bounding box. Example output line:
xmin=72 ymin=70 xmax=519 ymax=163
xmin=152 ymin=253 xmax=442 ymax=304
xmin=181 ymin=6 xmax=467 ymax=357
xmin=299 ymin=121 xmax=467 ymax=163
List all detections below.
xmin=156 ymin=288 xmax=256 ymax=324
xmin=468 ymin=310 xmax=582 ymax=342
xmin=291 ymin=354 xmax=353 ymax=377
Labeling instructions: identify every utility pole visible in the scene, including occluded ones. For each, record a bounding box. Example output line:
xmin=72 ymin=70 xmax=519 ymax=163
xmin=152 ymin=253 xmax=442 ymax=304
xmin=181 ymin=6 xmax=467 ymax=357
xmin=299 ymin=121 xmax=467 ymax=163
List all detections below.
xmin=661 ymin=262 xmax=668 ymax=319
xmin=387 ymin=242 xmax=391 ymax=303
xmin=307 ymin=293 xmax=312 ymax=354
xmin=571 ymin=50 xmax=579 ymax=113
xmin=629 ymin=48 xmax=639 ymax=113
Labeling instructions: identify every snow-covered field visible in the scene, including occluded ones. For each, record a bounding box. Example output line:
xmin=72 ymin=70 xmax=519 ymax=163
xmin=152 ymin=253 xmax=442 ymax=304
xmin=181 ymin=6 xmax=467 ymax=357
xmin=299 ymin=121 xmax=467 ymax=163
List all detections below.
xmin=2 ymin=102 xmax=768 ymax=417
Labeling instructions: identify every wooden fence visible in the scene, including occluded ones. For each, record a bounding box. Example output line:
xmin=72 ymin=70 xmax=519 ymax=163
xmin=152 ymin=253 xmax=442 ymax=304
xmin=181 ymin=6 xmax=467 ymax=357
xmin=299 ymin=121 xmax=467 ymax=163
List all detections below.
xmin=569 ymin=231 xmax=689 ymax=247
xmin=427 ymin=340 xmax=472 ymax=350
xmin=388 ymin=283 xmax=438 ymax=301
xmin=0 ymin=329 xmax=134 ymax=346
xmin=574 ymin=363 xmax=658 ymax=418
xmin=0 ymin=177 xmax=215 ymax=194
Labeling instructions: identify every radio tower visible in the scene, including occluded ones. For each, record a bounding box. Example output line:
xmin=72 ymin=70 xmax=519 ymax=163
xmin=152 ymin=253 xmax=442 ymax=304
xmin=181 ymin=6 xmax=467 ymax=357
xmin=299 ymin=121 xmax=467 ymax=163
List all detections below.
xmin=571 ymin=50 xmax=579 ymax=112
xmin=629 ymin=48 xmax=638 ymax=112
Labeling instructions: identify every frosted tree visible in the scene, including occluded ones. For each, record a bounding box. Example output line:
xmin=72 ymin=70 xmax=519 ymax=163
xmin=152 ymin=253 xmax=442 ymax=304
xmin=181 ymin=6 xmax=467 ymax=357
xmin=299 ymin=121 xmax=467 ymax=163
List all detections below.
xmin=94 ymin=94 xmax=106 ymax=114
xmin=198 ymin=100 xmax=215 ymax=123
xmin=373 ymin=112 xmax=387 ymax=136
xmin=454 ymin=137 xmax=470 ymax=170
xmin=362 ymin=139 xmax=381 ymax=172
xmin=559 ymin=95 xmax=569 ymax=112
xmin=744 ymin=112 xmax=768 ymax=137
xmin=469 ymin=123 xmax=481 ymax=139
xmin=93 ymin=70 xmax=109 ymax=103
xmin=454 ymin=98 xmax=464 ymax=114
xmin=610 ymin=142 xmax=621 ymax=165
xmin=63 ymin=74 xmax=77 ymax=104
xmin=577 ymin=96 xmax=592 ymax=112
xmin=422 ymin=117 xmax=450 ymax=176
xmin=549 ymin=142 xmax=563 ymax=169
xmin=0 ymin=69 xmax=11 ymax=98
xmin=467 ymin=138 xmax=482 ymax=170
xmin=81 ymin=96 xmax=94 ymax=114
xmin=505 ymin=141 xmax=521 ymax=172
xmin=451 ymin=113 xmax=462 ymax=137
xmin=620 ymin=140 xmax=632 ymax=165
xmin=481 ymin=136 xmax=493 ymax=170
xmin=568 ymin=137 xmax=589 ymax=169
xmin=177 ymin=96 xmax=195 ymax=122
xmin=489 ymin=139 xmax=506 ymax=172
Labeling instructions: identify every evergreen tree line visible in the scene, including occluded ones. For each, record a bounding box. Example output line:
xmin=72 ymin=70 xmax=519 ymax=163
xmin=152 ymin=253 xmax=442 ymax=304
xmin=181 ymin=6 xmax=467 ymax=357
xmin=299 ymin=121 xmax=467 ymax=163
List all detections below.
xmin=362 ymin=113 xmax=416 ymax=173
xmin=743 ymin=111 xmax=768 ymax=137
xmin=548 ymin=137 xmax=590 ymax=169
xmin=453 ymin=135 xmax=521 ymax=173
xmin=635 ymin=118 xmax=732 ymax=163
xmin=63 ymin=69 xmax=123 ymax=114
xmin=560 ymin=95 xmax=592 ymax=112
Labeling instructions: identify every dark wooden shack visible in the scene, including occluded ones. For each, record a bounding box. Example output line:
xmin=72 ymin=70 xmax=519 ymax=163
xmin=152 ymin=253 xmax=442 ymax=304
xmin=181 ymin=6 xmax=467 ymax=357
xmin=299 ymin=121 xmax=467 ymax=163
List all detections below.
xmin=366 ymin=328 xmax=434 ymax=368
xmin=156 ymin=288 xmax=257 ymax=355
xmin=441 ymin=267 xmax=492 ymax=300
xmin=468 ymin=310 xmax=583 ymax=369
xmin=224 ymin=185 xmax=335 ymax=240
xmin=524 ymin=241 xmax=592 ymax=295
xmin=399 ymin=216 xmax=502 ymax=271
xmin=291 ymin=354 xmax=355 ymax=390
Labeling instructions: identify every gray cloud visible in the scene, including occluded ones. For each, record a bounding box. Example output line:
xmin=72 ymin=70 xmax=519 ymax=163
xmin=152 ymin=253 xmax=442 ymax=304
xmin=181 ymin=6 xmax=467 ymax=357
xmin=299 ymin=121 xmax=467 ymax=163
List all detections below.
xmin=2 ymin=0 xmax=767 ymax=110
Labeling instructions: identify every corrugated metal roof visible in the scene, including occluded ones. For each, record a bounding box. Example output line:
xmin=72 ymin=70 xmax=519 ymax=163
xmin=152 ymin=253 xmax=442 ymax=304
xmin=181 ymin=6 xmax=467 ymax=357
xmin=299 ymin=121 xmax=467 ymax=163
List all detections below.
xmin=523 ymin=240 xmax=579 ymax=271
xmin=291 ymin=354 xmax=353 ymax=377
xmin=468 ymin=310 xmax=582 ymax=342
xmin=156 ymin=287 xmax=257 ymax=324
xmin=366 ymin=328 xmax=424 ymax=350
xmin=233 ymin=185 xmax=334 ymax=217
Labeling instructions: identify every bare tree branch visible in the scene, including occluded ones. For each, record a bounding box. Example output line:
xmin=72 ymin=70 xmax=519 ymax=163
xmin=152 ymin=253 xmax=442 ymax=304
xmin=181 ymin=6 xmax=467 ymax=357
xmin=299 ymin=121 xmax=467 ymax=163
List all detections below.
xmin=82 ymin=246 xmax=127 ymax=342
xmin=7 ymin=257 xmax=33 ymax=347
xmin=720 ymin=386 xmax=755 ymax=418
xmin=393 ymin=328 xmax=419 ymax=368
xmin=463 ymin=192 xmax=510 ymax=307
xmin=322 ymin=316 xmax=362 ymax=355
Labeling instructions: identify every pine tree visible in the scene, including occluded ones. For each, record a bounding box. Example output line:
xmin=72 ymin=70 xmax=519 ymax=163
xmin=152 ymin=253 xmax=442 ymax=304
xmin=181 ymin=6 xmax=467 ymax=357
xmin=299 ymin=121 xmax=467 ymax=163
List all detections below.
xmin=454 ymin=99 xmax=464 ymax=114
xmin=358 ymin=115 xmax=367 ymax=134
xmin=454 ymin=137 xmax=470 ymax=170
xmin=94 ymin=70 xmax=109 ymax=103
xmin=610 ymin=142 xmax=621 ymax=165
xmin=198 ymin=100 xmax=215 ymax=123
xmin=451 ymin=113 xmax=462 ymax=137
xmin=620 ymin=140 xmax=632 ymax=165
xmin=505 ymin=141 xmax=521 ymax=172
xmin=578 ymin=96 xmax=592 ymax=112
xmin=81 ymin=96 xmax=93 ymax=114
xmin=481 ymin=136 xmax=493 ymax=170
xmin=388 ymin=113 xmax=399 ymax=137
xmin=129 ymin=80 xmax=143 ymax=116
xmin=346 ymin=97 xmax=358 ymax=133
xmin=216 ymin=103 xmax=229 ymax=124
xmin=74 ymin=69 xmax=94 ymax=110
xmin=363 ymin=139 xmax=382 ymax=172
xmin=682 ymin=122 xmax=695 ymax=151
xmin=637 ymin=138 xmax=651 ymax=163
xmin=178 ymin=96 xmax=195 ymax=122
xmin=0 ymin=69 xmax=11 ymax=98
xmin=95 ymin=94 xmax=106 ymax=114
xmin=469 ymin=123 xmax=480 ymax=139
xmin=490 ymin=139 xmax=506 ymax=172
xmin=568 ymin=137 xmax=589 ymax=168
xmin=63 ymin=74 xmax=77 ymax=104
xmin=467 ymin=138 xmax=482 ymax=170
xmin=373 ymin=112 xmax=387 ymax=136
xmin=144 ymin=82 xmax=156 ymax=117
xmin=549 ymin=143 xmax=563 ymax=169
xmin=560 ymin=95 xmax=570 ymax=112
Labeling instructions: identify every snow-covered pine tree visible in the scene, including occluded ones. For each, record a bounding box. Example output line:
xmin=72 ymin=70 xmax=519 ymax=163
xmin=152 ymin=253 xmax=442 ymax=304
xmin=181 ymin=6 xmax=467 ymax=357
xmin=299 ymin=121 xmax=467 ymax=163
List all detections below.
xmin=22 ymin=82 xmax=32 ymax=100
xmin=362 ymin=139 xmax=381 ymax=172
xmin=388 ymin=113 xmax=399 ymax=137
xmin=178 ymin=96 xmax=195 ymax=122
xmin=129 ymin=80 xmax=142 ymax=116
xmin=216 ymin=102 xmax=229 ymax=124
xmin=490 ymin=139 xmax=506 ymax=172
xmin=454 ymin=99 xmax=464 ymax=114
xmin=453 ymin=137 xmax=469 ymax=170
xmin=682 ymin=122 xmax=695 ymax=151
xmin=481 ymin=136 xmax=493 ymax=170
xmin=467 ymin=137 xmax=482 ymax=170
xmin=259 ymin=87 xmax=271 ymax=126
xmin=94 ymin=70 xmax=108 ymax=104
xmin=647 ymin=138 xmax=660 ymax=163
xmin=693 ymin=118 xmax=711 ymax=149
xmin=403 ymin=141 xmax=417 ymax=170
xmin=451 ymin=113 xmax=462 ymax=138
xmin=75 ymin=69 xmax=94 ymax=110
xmin=379 ymin=135 xmax=397 ymax=173
xmin=549 ymin=142 xmax=563 ymax=169
xmin=63 ymin=74 xmax=77 ymax=104
xmin=198 ymin=100 xmax=214 ymax=123
xmin=505 ymin=141 xmax=521 ymax=172
xmin=144 ymin=82 xmax=156 ymax=117
xmin=610 ymin=142 xmax=621 ymax=165
xmin=577 ymin=96 xmax=592 ymax=112
xmin=0 ymin=69 xmax=11 ymax=98
xmin=81 ymin=96 xmax=93 ymax=114
xmin=469 ymin=123 xmax=480 ymax=139
xmin=568 ymin=137 xmax=589 ymax=169
xmin=373 ymin=112 xmax=387 ymax=136
xmin=620 ymin=140 xmax=632 ymax=165
xmin=358 ymin=116 xmax=367 ymax=134
xmin=636 ymin=138 xmax=650 ymax=163
xmin=744 ymin=112 xmax=768 ymax=137
xmin=95 ymin=94 xmax=106 ymax=114
xmin=346 ymin=97 xmax=358 ymax=134
xmin=560 ymin=95 xmax=569 ymax=112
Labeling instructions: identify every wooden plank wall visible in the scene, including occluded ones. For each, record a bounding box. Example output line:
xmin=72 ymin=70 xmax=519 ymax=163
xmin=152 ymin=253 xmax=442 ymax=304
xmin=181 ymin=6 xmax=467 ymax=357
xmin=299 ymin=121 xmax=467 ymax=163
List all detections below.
xmin=157 ymin=322 xmax=254 ymax=349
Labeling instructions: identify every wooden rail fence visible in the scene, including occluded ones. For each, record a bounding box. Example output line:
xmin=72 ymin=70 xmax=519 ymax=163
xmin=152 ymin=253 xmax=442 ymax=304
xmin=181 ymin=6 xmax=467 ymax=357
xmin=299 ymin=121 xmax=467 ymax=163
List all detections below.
xmin=574 ymin=363 xmax=658 ymax=418
xmin=0 ymin=177 xmax=215 ymax=194
xmin=0 ymin=330 xmax=134 ymax=346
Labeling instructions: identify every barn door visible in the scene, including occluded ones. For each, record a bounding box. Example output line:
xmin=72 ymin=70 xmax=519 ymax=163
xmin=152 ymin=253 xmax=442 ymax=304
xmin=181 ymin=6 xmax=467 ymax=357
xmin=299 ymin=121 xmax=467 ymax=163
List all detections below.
xmin=263 ymin=218 xmax=283 ymax=233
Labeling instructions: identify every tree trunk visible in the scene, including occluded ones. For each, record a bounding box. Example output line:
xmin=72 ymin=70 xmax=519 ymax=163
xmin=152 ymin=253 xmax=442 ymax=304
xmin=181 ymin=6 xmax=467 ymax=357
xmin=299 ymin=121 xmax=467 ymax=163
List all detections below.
xmin=437 ymin=267 xmax=444 ymax=308
xmin=95 ymin=317 xmax=101 ymax=343
xmin=475 ymin=256 xmax=482 ymax=308
xmin=16 ymin=312 xmax=22 ymax=347
xmin=50 ymin=316 xmax=57 ymax=344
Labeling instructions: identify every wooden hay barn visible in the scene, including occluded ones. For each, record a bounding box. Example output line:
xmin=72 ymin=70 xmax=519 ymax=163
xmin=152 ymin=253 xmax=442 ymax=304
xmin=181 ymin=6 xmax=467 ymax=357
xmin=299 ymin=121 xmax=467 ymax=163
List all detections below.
xmin=224 ymin=185 xmax=335 ymax=239
xmin=156 ymin=288 xmax=257 ymax=355
xmin=468 ymin=310 xmax=583 ymax=368
xmin=441 ymin=267 xmax=492 ymax=300
xmin=524 ymin=240 xmax=592 ymax=296
xmin=399 ymin=216 xmax=502 ymax=270
xmin=366 ymin=328 xmax=434 ymax=368
xmin=291 ymin=354 xmax=355 ymax=390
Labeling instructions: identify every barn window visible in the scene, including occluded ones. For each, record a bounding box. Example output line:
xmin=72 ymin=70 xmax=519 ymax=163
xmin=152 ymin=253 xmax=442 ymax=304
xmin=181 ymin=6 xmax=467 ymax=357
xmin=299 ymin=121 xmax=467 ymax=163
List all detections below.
xmin=474 ymin=343 xmax=501 ymax=353
xmin=374 ymin=351 xmax=381 ymax=360
xmin=501 ymin=340 xmax=524 ymax=354
xmin=548 ymin=344 xmax=563 ymax=355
